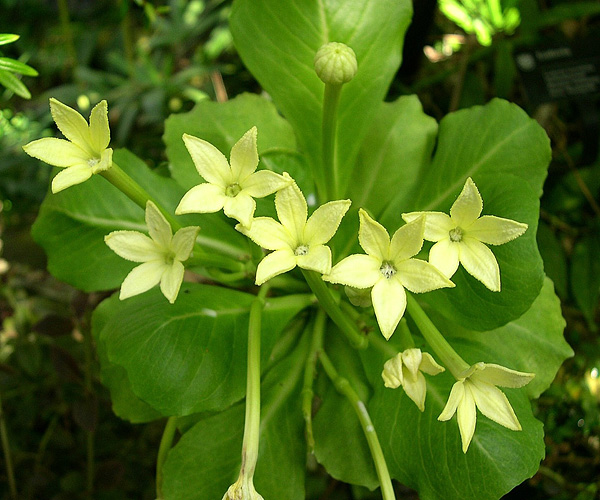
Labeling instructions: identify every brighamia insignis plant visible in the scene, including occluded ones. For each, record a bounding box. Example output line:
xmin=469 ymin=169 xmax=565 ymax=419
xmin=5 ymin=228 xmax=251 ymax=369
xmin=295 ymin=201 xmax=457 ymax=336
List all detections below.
xmin=26 ymin=1 xmax=571 ymax=499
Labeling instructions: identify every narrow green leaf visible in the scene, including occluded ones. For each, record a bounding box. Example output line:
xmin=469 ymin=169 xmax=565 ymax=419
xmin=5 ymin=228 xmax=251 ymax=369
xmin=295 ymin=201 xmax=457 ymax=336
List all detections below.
xmin=0 ymin=57 xmax=38 ymax=76
xmin=0 ymin=34 xmax=19 ymax=46
xmin=0 ymin=69 xmax=30 ymax=98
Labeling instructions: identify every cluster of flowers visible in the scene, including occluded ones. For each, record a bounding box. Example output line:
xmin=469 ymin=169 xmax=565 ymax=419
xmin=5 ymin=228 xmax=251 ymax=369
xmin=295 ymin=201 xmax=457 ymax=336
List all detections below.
xmin=24 ymin=99 xmax=534 ymax=452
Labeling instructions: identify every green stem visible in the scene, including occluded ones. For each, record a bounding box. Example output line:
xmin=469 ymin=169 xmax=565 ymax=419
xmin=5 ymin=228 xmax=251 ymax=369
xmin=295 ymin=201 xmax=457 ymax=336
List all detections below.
xmin=405 ymin=294 xmax=469 ymax=378
xmin=301 ymin=270 xmax=368 ymax=350
xmin=318 ymin=350 xmax=395 ymax=500
xmin=156 ymin=416 xmax=178 ymax=500
xmin=321 ymin=83 xmax=342 ymax=201
xmin=397 ymin=319 xmax=415 ymax=350
xmin=302 ymin=310 xmax=326 ymax=452
xmin=0 ymin=392 xmax=17 ymax=500
xmin=239 ymin=285 xmax=270 ymax=479
xmin=82 ymin=318 xmax=95 ymax=498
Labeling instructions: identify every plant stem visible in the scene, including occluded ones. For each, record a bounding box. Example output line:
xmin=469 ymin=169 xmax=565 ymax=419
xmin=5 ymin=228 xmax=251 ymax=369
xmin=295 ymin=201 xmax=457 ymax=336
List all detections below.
xmin=321 ymin=83 xmax=343 ymax=201
xmin=397 ymin=319 xmax=415 ymax=349
xmin=239 ymin=284 xmax=270 ymax=479
xmin=405 ymin=294 xmax=469 ymax=378
xmin=301 ymin=270 xmax=368 ymax=350
xmin=302 ymin=309 xmax=326 ymax=452
xmin=156 ymin=416 xmax=178 ymax=500
xmin=0 ymin=392 xmax=17 ymax=500
xmin=82 ymin=315 xmax=95 ymax=499
xmin=318 ymin=350 xmax=395 ymax=500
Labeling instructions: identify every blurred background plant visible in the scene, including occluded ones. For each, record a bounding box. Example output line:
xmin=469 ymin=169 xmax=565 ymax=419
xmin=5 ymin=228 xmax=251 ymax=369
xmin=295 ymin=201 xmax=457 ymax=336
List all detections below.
xmin=0 ymin=0 xmax=598 ymax=498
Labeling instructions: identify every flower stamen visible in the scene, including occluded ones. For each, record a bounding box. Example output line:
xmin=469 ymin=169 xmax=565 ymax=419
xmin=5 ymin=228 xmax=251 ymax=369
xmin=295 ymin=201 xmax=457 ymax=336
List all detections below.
xmin=379 ymin=261 xmax=397 ymax=279
xmin=294 ymin=245 xmax=309 ymax=256
xmin=225 ymin=183 xmax=242 ymax=197
xmin=449 ymin=227 xmax=463 ymax=242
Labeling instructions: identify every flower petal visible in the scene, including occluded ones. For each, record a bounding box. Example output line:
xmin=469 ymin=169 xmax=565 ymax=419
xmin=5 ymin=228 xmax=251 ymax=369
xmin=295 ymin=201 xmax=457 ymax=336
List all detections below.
xmin=242 ymin=170 xmax=291 ymax=198
xmin=459 ymin=237 xmax=501 ymax=291
xmin=401 ymin=349 xmax=423 ymax=379
xmin=371 ymin=278 xmax=406 ymax=340
xmin=275 ymin=177 xmax=307 ymax=243
xmin=145 ymin=201 xmax=172 ymax=249
xmin=105 ymin=231 xmax=160 ymax=262
xmin=304 ymin=199 xmax=351 ymax=245
xmin=323 ymin=254 xmax=381 ymax=288
xmin=358 ymin=209 xmax=390 ymax=260
xmin=23 ymin=138 xmax=89 ymax=167
xmin=467 ymin=215 xmax=528 ymax=245
xmin=403 ymin=371 xmax=427 ymax=412
xmin=229 ymin=126 xmax=258 ymax=182
xmin=93 ymin=148 xmax=113 ymax=173
xmin=471 ymin=380 xmax=521 ymax=431
xmin=419 ymin=352 xmax=445 ymax=376
xmin=473 ymin=363 xmax=534 ymax=388
xmin=88 ymin=100 xmax=110 ymax=153
xmin=49 ymin=98 xmax=93 ymax=155
xmin=438 ymin=380 xmax=464 ymax=421
xmin=223 ymin=192 xmax=256 ymax=228
xmin=236 ymin=217 xmax=294 ymax=250
xmin=389 ymin=217 xmax=425 ymax=262
xmin=402 ymin=211 xmax=454 ymax=241
xmin=450 ymin=177 xmax=483 ymax=226
xmin=172 ymin=226 xmax=200 ymax=261
xmin=160 ymin=261 xmax=185 ymax=304
xmin=176 ymin=183 xmax=226 ymax=215
xmin=183 ymin=134 xmax=230 ymax=186
xmin=120 ymin=261 xmax=165 ymax=300
xmin=429 ymin=238 xmax=460 ymax=278
xmin=382 ymin=355 xmax=403 ymax=388
xmin=396 ymin=258 xmax=454 ymax=293
xmin=457 ymin=383 xmax=477 ymax=452
xmin=296 ymin=244 xmax=331 ymax=275
xmin=51 ymin=164 xmax=92 ymax=193
xmin=255 ymin=248 xmax=297 ymax=285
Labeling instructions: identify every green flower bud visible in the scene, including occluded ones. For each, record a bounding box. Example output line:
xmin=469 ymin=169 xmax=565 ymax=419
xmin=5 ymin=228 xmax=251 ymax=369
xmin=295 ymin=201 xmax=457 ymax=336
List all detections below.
xmin=345 ymin=285 xmax=371 ymax=308
xmin=314 ymin=42 xmax=357 ymax=85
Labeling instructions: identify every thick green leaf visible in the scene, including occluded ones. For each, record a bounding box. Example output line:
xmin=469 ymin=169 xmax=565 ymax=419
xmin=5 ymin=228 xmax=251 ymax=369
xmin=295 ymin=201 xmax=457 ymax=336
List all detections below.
xmin=571 ymin=234 xmax=600 ymax=331
xmin=100 ymin=284 xmax=313 ymax=416
xmin=0 ymin=57 xmax=38 ymax=76
xmin=0 ymin=69 xmax=30 ymax=98
xmin=230 ymin=0 xmax=413 ymax=197
xmin=91 ymin=293 xmax=162 ymax=423
xmin=31 ymin=149 xmax=248 ymax=292
xmin=164 ymin=93 xmax=297 ymax=190
xmin=162 ymin=328 xmax=309 ymax=500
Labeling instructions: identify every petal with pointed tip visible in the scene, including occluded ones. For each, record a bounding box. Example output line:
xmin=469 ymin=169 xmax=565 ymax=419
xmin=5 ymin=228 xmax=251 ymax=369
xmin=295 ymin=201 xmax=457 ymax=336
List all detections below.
xmin=467 ymin=215 xmax=528 ymax=245
xmin=223 ymin=192 xmax=256 ymax=228
xmin=401 ymin=349 xmax=423 ymax=379
xmin=429 ymin=238 xmax=460 ymax=278
xmin=49 ymin=98 xmax=93 ymax=155
xmin=459 ymin=237 xmax=501 ymax=291
xmin=51 ymin=164 xmax=92 ymax=193
xmin=438 ymin=381 xmax=464 ymax=421
xmin=382 ymin=355 xmax=403 ymax=388
xmin=176 ymin=183 xmax=226 ymax=215
xmin=183 ymin=134 xmax=230 ymax=186
xmin=23 ymin=138 xmax=89 ymax=167
xmin=255 ymin=248 xmax=296 ymax=285
xmin=105 ymin=231 xmax=160 ymax=262
xmin=93 ymin=148 xmax=112 ymax=173
xmin=296 ymin=244 xmax=331 ymax=274
xmin=396 ymin=258 xmax=454 ymax=293
xmin=120 ymin=260 xmax=165 ymax=300
xmin=323 ymin=254 xmax=381 ymax=288
xmin=456 ymin=384 xmax=477 ymax=452
xmin=473 ymin=363 xmax=534 ymax=388
xmin=450 ymin=177 xmax=483 ymax=226
xmin=372 ymin=278 xmax=406 ymax=339
xmin=402 ymin=211 xmax=454 ymax=241
xmin=236 ymin=217 xmax=294 ymax=250
xmin=304 ymin=200 xmax=351 ymax=245
xmin=89 ymin=100 xmax=110 ymax=152
xmin=471 ymin=380 xmax=521 ymax=431
xmin=404 ymin=371 xmax=427 ymax=412
xmin=160 ymin=261 xmax=185 ymax=304
xmin=419 ymin=352 xmax=445 ymax=376
xmin=172 ymin=226 xmax=200 ymax=261
xmin=229 ymin=126 xmax=258 ymax=181
xmin=389 ymin=217 xmax=425 ymax=262
xmin=145 ymin=201 xmax=172 ymax=249
xmin=358 ymin=209 xmax=390 ymax=260
xmin=243 ymin=170 xmax=290 ymax=198
xmin=275 ymin=180 xmax=307 ymax=243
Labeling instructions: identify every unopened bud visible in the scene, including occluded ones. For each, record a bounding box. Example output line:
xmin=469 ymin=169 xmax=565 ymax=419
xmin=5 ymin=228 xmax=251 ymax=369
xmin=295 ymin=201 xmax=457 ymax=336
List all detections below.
xmin=344 ymin=286 xmax=371 ymax=307
xmin=314 ymin=42 xmax=357 ymax=85
xmin=222 ymin=476 xmax=264 ymax=500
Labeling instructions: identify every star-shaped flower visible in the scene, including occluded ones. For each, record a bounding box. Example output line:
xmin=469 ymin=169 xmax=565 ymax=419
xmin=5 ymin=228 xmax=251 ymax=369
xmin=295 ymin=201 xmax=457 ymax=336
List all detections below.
xmin=23 ymin=98 xmax=113 ymax=193
xmin=438 ymin=362 xmax=534 ymax=453
xmin=105 ymin=201 xmax=199 ymax=303
xmin=323 ymin=210 xmax=454 ymax=339
xmin=382 ymin=348 xmax=445 ymax=411
xmin=402 ymin=177 xmax=528 ymax=292
xmin=237 ymin=175 xmax=351 ymax=285
xmin=175 ymin=127 xmax=291 ymax=228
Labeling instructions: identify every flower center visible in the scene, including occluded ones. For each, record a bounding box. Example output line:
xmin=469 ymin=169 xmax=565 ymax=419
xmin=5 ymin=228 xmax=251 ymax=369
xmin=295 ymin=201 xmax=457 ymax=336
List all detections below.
xmin=225 ymin=183 xmax=242 ymax=197
xmin=449 ymin=226 xmax=464 ymax=242
xmin=379 ymin=261 xmax=397 ymax=279
xmin=294 ymin=245 xmax=309 ymax=256
xmin=88 ymin=157 xmax=100 ymax=169
xmin=164 ymin=251 xmax=176 ymax=265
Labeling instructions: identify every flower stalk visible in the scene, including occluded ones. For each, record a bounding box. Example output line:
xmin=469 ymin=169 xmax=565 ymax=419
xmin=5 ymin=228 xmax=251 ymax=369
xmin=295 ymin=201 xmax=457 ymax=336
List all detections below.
xmin=156 ymin=416 xmax=178 ymax=500
xmin=321 ymin=82 xmax=342 ymax=201
xmin=0 ymin=392 xmax=17 ymax=500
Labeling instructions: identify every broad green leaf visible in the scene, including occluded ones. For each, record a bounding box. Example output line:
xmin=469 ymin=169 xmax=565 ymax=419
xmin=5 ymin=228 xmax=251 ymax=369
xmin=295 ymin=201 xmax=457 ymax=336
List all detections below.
xmin=0 ymin=69 xmax=30 ymax=98
xmin=164 ymin=93 xmax=297 ymax=190
xmin=31 ymin=149 xmax=249 ymax=292
xmin=91 ymin=294 xmax=162 ymax=423
xmin=100 ymin=284 xmax=313 ymax=416
xmin=162 ymin=329 xmax=309 ymax=500
xmin=372 ymin=374 xmax=543 ymax=500
xmin=571 ymin=234 xmax=600 ymax=331
xmin=0 ymin=34 xmax=19 ymax=46
xmin=230 ymin=0 xmax=413 ymax=198
xmin=0 ymin=57 xmax=38 ymax=76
